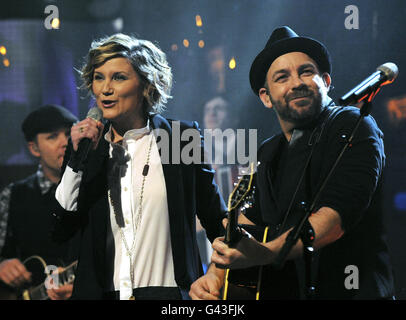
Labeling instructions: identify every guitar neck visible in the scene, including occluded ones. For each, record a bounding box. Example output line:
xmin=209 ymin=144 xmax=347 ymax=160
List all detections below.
xmin=225 ymin=209 xmax=242 ymax=246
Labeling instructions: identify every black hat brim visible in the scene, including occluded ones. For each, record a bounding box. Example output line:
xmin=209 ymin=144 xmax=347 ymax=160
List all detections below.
xmin=249 ymin=36 xmax=331 ymax=95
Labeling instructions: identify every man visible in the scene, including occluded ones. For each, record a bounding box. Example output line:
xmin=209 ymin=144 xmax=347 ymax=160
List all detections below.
xmin=190 ymin=26 xmax=395 ymax=299
xmin=0 ymin=104 xmax=78 ymax=300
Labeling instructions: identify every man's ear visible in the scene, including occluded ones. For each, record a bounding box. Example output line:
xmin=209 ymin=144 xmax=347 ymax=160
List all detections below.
xmin=322 ymin=73 xmax=332 ymax=91
xmin=27 ymin=141 xmax=41 ymax=158
xmin=259 ymin=88 xmax=273 ymax=110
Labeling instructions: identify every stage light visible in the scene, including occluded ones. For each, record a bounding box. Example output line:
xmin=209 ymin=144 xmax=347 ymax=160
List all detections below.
xmin=195 ymin=15 xmax=202 ymax=27
xmin=0 ymin=46 xmax=6 ymax=55
xmin=229 ymin=57 xmax=236 ymax=69
xmin=198 ymin=40 xmax=205 ymax=48
xmin=171 ymin=44 xmax=178 ymax=51
xmin=183 ymin=39 xmax=190 ymax=48
xmin=113 ymin=17 xmax=123 ymax=32
xmin=51 ymin=18 xmax=60 ymax=29
xmin=3 ymin=58 xmax=10 ymax=67
xmin=394 ymin=192 xmax=406 ymax=211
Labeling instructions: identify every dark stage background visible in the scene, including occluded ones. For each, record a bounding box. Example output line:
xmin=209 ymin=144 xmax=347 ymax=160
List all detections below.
xmin=0 ymin=0 xmax=405 ymax=298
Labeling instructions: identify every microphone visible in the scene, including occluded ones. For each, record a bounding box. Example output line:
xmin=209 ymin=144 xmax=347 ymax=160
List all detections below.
xmin=71 ymin=107 xmax=103 ymax=172
xmin=339 ymin=62 xmax=398 ymax=106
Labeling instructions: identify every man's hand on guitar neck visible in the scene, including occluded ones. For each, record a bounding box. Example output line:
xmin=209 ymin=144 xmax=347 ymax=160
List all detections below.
xmin=47 ymin=284 xmax=73 ymax=300
xmin=211 ymin=216 xmax=274 ymax=270
xmin=212 ymin=234 xmax=275 ymax=270
xmin=46 ymin=266 xmax=73 ymax=300
xmin=0 ymin=258 xmax=32 ymax=288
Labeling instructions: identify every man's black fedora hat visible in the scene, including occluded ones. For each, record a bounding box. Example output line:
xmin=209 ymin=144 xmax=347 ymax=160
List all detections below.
xmin=249 ymin=26 xmax=331 ymax=95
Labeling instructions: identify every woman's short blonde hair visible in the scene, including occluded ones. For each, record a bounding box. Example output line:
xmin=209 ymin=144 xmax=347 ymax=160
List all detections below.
xmin=80 ymin=33 xmax=172 ymax=114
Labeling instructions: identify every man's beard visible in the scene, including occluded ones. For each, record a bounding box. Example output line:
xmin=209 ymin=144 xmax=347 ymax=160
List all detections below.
xmin=270 ymin=86 xmax=324 ymax=126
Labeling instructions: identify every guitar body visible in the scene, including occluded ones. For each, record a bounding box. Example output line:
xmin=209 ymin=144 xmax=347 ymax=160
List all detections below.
xmin=0 ymin=257 xmax=77 ymax=300
xmin=223 ymin=225 xmax=301 ymax=300
xmin=0 ymin=257 xmax=47 ymax=300
xmin=225 ymin=263 xmax=301 ymax=300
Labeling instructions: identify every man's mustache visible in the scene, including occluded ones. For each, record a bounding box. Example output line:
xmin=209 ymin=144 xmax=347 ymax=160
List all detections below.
xmin=285 ymin=88 xmax=313 ymax=102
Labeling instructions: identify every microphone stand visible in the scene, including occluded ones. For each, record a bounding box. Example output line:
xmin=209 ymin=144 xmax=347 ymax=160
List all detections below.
xmin=273 ymin=92 xmax=376 ymax=299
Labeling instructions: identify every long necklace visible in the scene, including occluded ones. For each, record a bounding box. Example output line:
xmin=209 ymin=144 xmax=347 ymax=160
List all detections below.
xmin=108 ymin=132 xmax=153 ymax=300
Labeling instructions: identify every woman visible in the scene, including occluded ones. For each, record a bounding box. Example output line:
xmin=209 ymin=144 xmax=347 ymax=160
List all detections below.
xmin=54 ymin=34 xmax=227 ymax=300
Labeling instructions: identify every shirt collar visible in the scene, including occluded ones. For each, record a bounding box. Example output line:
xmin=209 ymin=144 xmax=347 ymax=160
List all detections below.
xmin=36 ymin=165 xmax=57 ymax=195
xmin=104 ymin=119 xmax=151 ymax=149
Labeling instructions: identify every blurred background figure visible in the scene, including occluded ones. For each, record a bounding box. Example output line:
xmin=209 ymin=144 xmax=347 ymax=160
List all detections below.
xmin=196 ymin=94 xmax=241 ymax=272
xmin=203 ymin=94 xmax=240 ymax=199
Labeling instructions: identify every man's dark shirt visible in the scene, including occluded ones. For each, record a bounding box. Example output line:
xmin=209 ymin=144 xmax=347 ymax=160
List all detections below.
xmin=245 ymin=106 xmax=395 ymax=299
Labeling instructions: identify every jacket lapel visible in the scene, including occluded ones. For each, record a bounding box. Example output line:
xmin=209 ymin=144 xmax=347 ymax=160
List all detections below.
xmin=83 ymin=124 xmax=110 ymax=286
xmin=149 ymin=114 xmax=186 ymax=270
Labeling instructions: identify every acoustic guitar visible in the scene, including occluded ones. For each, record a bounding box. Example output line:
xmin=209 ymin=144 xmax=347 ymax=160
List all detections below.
xmin=0 ymin=256 xmax=77 ymax=300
